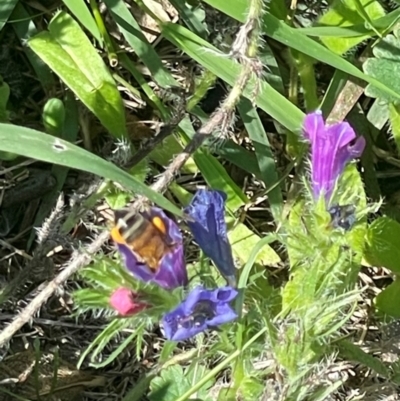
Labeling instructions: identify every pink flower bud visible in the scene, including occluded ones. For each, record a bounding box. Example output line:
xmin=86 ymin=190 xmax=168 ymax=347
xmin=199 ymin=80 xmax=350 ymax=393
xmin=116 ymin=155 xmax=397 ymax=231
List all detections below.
xmin=109 ymin=288 xmax=148 ymax=316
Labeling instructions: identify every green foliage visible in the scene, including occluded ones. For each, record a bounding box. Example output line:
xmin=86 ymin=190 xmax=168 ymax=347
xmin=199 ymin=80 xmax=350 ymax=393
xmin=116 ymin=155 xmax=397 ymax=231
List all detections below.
xmin=365 ymin=216 xmax=400 ymax=273
xmin=364 ymin=29 xmax=400 ymax=104
xmin=28 ymin=11 xmax=127 ymax=138
xmin=42 ymin=98 xmax=66 ymax=137
xmin=318 ymin=0 xmax=385 ymax=55
xmin=4 ymin=0 xmax=400 ymax=399
xmin=0 ymin=123 xmax=181 ymax=215
xmin=375 ymin=279 xmax=400 ymax=318
xmin=149 ymin=365 xmax=213 ymax=401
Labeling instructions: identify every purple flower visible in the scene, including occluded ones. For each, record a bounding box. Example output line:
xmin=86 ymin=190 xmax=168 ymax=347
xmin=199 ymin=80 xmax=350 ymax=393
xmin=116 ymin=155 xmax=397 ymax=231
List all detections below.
xmin=162 ymin=286 xmax=238 ymax=341
xmin=303 ymin=110 xmax=365 ymax=202
xmin=111 ymin=208 xmax=188 ymax=290
xmin=184 ymin=189 xmax=237 ymax=287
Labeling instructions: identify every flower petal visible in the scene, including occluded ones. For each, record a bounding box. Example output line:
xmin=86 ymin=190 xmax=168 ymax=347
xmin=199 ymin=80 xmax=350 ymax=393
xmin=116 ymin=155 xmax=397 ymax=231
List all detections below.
xmin=185 ymin=190 xmax=236 ymax=286
xmin=161 ymin=286 xmax=238 ymax=342
xmin=303 ymin=111 xmax=365 ymax=202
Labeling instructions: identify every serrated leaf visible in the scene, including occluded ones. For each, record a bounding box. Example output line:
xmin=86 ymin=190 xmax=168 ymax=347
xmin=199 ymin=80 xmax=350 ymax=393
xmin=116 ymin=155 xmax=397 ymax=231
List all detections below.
xmin=375 ymin=279 xmax=400 ymax=318
xmin=149 ymin=366 xmax=190 ymax=401
xmin=365 ymin=216 xmax=400 ymax=273
xmin=363 ymin=31 xmax=400 ymax=103
xmin=186 ymin=364 xmax=214 ymax=401
xmin=364 ymin=58 xmax=400 ymax=103
xmin=28 ymin=11 xmax=126 ymax=138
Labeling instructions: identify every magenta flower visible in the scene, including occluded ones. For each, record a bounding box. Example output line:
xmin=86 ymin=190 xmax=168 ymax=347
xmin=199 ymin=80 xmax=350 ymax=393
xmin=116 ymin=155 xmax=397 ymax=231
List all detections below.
xmin=162 ymin=286 xmax=238 ymax=341
xmin=303 ymin=110 xmax=365 ymax=202
xmin=184 ymin=190 xmax=236 ymax=287
xmin=111 ymin=208 xmax=188 ymax=290
xmin=109 ymin=288 xmax=149 ymax=316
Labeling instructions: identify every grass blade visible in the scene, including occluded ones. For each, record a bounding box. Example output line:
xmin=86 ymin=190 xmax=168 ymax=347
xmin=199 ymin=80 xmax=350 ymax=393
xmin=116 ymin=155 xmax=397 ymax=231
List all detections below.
xmin=0 ymin=123 xmax=182 ymax=215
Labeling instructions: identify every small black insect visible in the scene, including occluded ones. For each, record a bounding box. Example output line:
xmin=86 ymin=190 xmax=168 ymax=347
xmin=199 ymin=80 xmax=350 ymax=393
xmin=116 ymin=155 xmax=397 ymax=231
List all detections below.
xmin=328 ymin=204 xmax=356 ymax=231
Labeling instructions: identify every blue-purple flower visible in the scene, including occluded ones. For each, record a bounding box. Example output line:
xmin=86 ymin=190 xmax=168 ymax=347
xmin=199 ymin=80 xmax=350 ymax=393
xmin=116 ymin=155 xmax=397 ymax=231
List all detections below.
xmin=162 ymin=286 xmax=238 ymax=341
xmin=303 ymin=110 xmax=366 ymax=202
xmin=184 ymin=189 xmax=237 ymax=287
xmin=111 ymin=208 xmax=188 ymax=290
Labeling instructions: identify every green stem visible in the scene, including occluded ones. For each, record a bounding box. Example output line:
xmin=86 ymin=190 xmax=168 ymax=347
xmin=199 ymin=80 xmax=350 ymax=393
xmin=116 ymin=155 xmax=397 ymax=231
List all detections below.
xmin=175 ymin=327 xmax=267 ymax=401
xmin=89 ymin=0 xmax=118 ymax=66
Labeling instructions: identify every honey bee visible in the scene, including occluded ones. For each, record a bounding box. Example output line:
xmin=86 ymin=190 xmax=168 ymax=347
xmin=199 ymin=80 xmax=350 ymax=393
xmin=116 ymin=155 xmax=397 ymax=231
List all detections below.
xmin=110 ymin=209 xmax=175 ymax=271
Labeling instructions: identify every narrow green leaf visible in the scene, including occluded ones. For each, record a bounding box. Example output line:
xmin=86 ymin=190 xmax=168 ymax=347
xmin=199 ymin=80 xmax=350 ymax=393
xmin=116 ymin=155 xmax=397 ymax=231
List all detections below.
xmin=161 ymin=22 xmax=304 ymax=133
xmin=62 ymin=0 xmax=102 ymax=45
xmin=11 ymin=3 xmax=55 ymax=90
xmin=0 ymin=124 xmax=182 ymax=216
xmin=28 ymin=11 xmax=126 ymax=138
xmin=235 ymin=234 xmax=279 ymax=314
xmin=298 ymin=8 xmax=400 ymax=37
xmin=0 ymin=0 xmax=18 ymax=32
xmin=193 ymin=149 xmax=247 ymax=211
xmin=203 ymin=0 xmax=400 ymax=101
xmin=104 ymin=0 xmax=176 ymax=88
xmin=237 ymin=98 xmax=283 ymax=220
xmin=338 ymin=339 xmax=390 ymax=378
xmin=168 ymin=0 xmax=207 ymax=38
xmin=318 ymin=0 xmax=385 ymax=54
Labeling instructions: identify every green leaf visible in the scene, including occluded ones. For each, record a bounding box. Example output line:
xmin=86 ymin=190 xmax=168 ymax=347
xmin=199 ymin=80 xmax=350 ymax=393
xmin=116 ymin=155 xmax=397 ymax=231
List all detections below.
xmin=228 ymin=221 xmax=280 ymax=266
xmin=375 ymin=279 xmax=400 ymax=318
xmin=389 ymin=103 xmax=400 ymax=154
xmin=193 ymin=149 xmax=247 ymax=211
xmin=365 ymin=216 xmax=400 ymax=273
xmin=0 ymin=123 xmax=182 ymax=216
xmin=160 ymin=21 xmax=304 ymax=133
xmin=299 ymin=8 xmax=400 ymax=38
xmin=364 ymin=31 xmax=400 ymax=103
xmin=238 ymin=376 xmax=264 ymax=401
xmin=11 ymin=3 xmax=55 ymax=90
xmin=237 ymin=98 xmax=283 ymax=221
xmin=42 ymin=98 xmax=66 ymax=137
xmin=149 ymin=366 xmax=190 ymax=401
xmin=0 ymin=0 xmax=18 ymax=32
xmin=203 ymin=0 xmax=400 ymax=101
xmin=104 ymin=0 xmax=176 ymax=88
xmin=186 ymin=364 xmax=214 ymax=401
xmin=318 ymin=0 xmax=385 ymax=54
xmin=62 ymin=0 xmax=102 ymax=45
xmin=337 ymin=339 xmax=390 ymax=378
xmin=167 ymin=0 xmax=207 ymax=38
xmin=28 ymin=11 xmax=126 ymax=138
xmin=0 ymin=79 xmax=9 ymax=122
